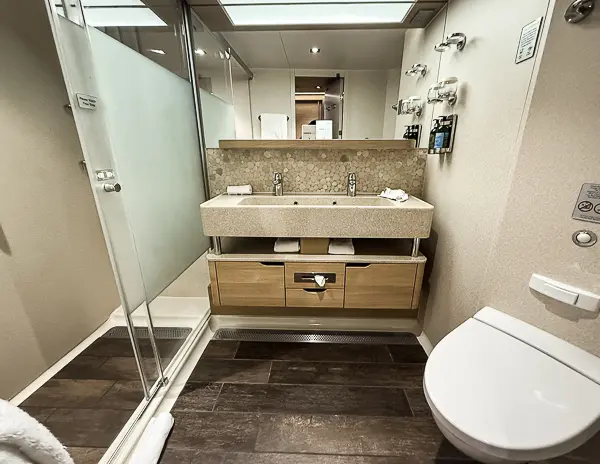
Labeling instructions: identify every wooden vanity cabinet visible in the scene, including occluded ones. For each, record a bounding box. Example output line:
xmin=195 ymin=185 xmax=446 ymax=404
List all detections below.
xmin=215 ymin=261 xmax=285 ymax=307
xmin=209 ymin=258 xmax=425 ymax=314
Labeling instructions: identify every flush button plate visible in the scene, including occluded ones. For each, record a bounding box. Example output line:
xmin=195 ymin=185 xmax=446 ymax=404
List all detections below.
xmin=95 ymin=169 xmax=115 ymax=181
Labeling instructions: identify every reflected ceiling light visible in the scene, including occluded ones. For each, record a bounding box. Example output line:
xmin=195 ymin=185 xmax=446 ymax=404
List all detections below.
xmin=195 ymin=48 xmax=207 ymax=56
xmin=315 ymin=85 xmax=321 ymax=89
xmin=147 ymin=48 xmax=166 ymax=55
xmin=82 ymin=6 xmax=167 ymax=27
xmin=310 ymin=47 xmax=321 ymax=54
xmin=219 ymin=0 xmax=412 ymax=26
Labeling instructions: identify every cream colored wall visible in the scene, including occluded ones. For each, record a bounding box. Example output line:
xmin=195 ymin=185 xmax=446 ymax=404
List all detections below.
xmin=479 ymin=0 xmax=600 ymax=355
xmin=343 ymin=70 xmax=388 ymax=139
xmin=0 ymin=2 xmax=119 ymax=398
xmin=420 ymin=0 xmax=552 ymax=344
xmin=382 ymin=69 xmax=401 ymax=139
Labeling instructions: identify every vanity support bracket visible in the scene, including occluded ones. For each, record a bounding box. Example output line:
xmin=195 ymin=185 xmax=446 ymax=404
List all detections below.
xmin=212 ymin=236 xmax=223 ymax=255
xmin=412 ymin=238 xmax=421 ymax=258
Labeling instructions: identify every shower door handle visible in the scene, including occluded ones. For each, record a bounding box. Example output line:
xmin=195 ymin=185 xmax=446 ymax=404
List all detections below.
xmin=103 ymin=182 xmax=122 ymax=193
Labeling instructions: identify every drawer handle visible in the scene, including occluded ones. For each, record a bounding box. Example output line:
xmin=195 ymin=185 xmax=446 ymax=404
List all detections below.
xmin=260 ymin=262 xmax=284 ymax=266
xmin=294 ymin=272 xmax=337 ymax=284
xmin=346 ymin=263 xmax=371 ymax=268
xmin=303 ymin=288 xmax=327 ymax=294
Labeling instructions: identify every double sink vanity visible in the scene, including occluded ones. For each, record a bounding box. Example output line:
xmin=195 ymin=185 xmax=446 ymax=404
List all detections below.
xmin=201 ymin=140 xmax=433 ymax=318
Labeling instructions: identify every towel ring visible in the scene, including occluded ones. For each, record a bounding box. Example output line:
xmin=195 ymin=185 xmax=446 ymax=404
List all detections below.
xmin=258 ymin=115 xmax=290 ymax=121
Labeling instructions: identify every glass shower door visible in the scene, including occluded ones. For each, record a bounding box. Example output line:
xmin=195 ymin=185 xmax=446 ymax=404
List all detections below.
xmin=46 ymin=0 xmax=211 ymax=397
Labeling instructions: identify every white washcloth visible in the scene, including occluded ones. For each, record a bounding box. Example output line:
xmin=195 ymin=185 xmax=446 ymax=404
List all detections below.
xmin=328 ymin=238 xmax=355 ymax=255
xmin=0 ymin=400 xmax=74 ymax=464
xmin=274 ymin=238 xmax=300 ymax=253
xmin=227 ymin=185 xmax=253 ymax=195
xmin=260 ymin=113 xmax=288 ymax=139
xmin=129 ymin=412 xmax=174 ymax=464
xmin=379 ymin=187 xmax=409 ymax=202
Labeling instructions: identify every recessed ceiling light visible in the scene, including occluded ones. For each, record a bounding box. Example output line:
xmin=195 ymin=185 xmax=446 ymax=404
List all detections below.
xmin=310 ymin=47 xmax=321 ymax=54
xmin=147 ymin=48 xmax=165 ymax=55
xmin=195 ymin=48 xmax=206 ymax=56
xmin=316 ymin=85 xmax=321 ymax=89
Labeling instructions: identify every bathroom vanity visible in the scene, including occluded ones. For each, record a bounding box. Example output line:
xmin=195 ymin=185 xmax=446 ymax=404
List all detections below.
xmin=201 ymin=139 xmax=432 ymax=318
xmin=201 ymin=192 xmax=433 ymax=318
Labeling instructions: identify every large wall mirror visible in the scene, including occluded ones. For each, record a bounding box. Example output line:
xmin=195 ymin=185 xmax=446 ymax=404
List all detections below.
xmin=191 ymin=0 xmax=448 ymax=143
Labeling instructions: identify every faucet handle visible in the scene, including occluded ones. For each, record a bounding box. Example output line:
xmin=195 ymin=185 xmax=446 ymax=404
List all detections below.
xmin=348 ymin=172 xmax=356 ymax=183
xmin=273 ymin=172 xmax=282 ymax=184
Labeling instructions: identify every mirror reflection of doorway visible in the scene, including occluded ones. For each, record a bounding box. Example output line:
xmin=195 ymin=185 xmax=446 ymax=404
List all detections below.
xmin=295 ymin=75 xmax=344 ymax=139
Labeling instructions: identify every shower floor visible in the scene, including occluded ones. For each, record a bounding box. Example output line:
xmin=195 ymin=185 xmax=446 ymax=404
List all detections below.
xmin=160 ymin=333 xmax=600 ymax=464
xmin=20 ymin=327 xmax=189 ymax=464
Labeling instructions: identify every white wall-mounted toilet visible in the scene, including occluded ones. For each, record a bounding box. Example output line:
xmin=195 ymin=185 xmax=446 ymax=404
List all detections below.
xmin=424 ymin=307 xmax=600 ymax=463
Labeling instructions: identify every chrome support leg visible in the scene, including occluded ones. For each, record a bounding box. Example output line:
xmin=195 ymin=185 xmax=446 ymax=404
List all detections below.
xmin=412 ymin=238 xmax=421 ymax=257
xmin=212 ymin=236 xmax=222 ymax=255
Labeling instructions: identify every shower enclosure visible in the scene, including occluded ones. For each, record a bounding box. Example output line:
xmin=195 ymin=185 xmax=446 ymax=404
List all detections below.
xmin=42 ymin=0 xmax=241 ymax=460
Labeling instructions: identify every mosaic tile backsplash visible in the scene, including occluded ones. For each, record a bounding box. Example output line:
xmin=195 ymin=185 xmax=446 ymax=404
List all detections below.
xmin=206 ymin=148 xmax=427 ymax=198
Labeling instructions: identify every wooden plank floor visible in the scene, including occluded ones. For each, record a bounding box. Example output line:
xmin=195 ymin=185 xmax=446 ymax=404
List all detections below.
xmin=20 ymin=331 xmax=186 ymax=464
xmin=161 ymin=338 xmax=600 ymax=464
xmin=160 ymin=337 xmax=472 ymax=463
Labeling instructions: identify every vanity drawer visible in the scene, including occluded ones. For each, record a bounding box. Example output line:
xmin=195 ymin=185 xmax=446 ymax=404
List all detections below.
xmin=286 ymin=288 xmax=344 ymax=308
xmin=216 ymin=261 xmax=285 ymax=307
xmin=345 ymin=263 xmax=417 ymax=309
xmin=285 ymin=262 xmax=345 ymax=289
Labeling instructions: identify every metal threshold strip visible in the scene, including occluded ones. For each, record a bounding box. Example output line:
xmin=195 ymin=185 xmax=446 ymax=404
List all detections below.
xmin=212 ymin=329 xmax=419 ymax=345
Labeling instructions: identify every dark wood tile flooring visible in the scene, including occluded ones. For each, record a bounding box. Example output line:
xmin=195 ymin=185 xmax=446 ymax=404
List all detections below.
xmin=161 ymin=338 xmax=472 ymax=463
xmin=161 ymin=337 xmax=600 ymax=464
xmin=20 ymin=330 xmax=186 ymax=463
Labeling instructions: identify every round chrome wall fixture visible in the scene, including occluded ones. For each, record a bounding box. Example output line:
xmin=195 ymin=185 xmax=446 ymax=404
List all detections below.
xmin=572 ymin=229 xmax=598 ymax=247
xmin=565 ymin=0 xmax=595 ymax=23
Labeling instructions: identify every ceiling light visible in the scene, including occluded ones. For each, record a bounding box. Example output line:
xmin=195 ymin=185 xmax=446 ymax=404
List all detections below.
xmin=147 ymin=49 xmax=165 ymax=55
xmin=219 ymin=0 xmax=412 ymax=27
xmin=219 ymin=51 xmax=225 ymax=59
xmin=195 ymin=48 xmax=207 ymax=56
xmin=310 ymin=47 xmax=321 ymax=54
xmin=315 ymin=85 xmax=321 ymax=89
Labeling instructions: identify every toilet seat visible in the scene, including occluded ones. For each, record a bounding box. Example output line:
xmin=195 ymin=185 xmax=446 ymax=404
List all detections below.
xmin=424 ymin=312 xmax=600 ymax=462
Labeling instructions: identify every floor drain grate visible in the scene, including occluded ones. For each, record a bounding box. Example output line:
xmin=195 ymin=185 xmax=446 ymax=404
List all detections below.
xmin=103 ymin=326 xmax=192 ymax=340
xmin=212 ymin=329 xmax=418 ymax=345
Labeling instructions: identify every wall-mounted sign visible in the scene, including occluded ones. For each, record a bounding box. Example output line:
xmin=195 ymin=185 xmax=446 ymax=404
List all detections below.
xmin=76 ymin=93 xmax=98 ymax=110
xmin=572 ymin=183 xmax=600 ymax=224
xmin=516 ymin=16 xmax=543 ymax=64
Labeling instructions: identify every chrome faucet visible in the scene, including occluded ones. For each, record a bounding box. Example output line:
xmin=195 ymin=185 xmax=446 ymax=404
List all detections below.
xmin=273 ymin=172 xmax=283 ymax=196
xmin=347 ymin=172 xmax=356 ymax=197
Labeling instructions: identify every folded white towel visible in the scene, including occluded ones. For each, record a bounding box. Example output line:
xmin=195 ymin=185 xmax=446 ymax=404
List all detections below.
xmin=379 ymin=187 xmax=409 ymax=202
xmin=129 ymin=412 xmax=174 ymax=464
xmin=328 ymin=238 xmax=355 ymax=255
xmin=227 ymin=185 xmax=253 ymax=195
xmin=260 ymin=113 xmax=288 ymax=139
xmin=274 ymin=238 xmax=300 ymax=253
xmin=0 ymin=400 xmax=74 ymax=464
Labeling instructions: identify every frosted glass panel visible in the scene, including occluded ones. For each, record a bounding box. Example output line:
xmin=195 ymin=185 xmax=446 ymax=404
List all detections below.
xmin=90 ymin=27 xmax=210 ymax=301
xmin=200 ymin=89 xmax=235 ymax=148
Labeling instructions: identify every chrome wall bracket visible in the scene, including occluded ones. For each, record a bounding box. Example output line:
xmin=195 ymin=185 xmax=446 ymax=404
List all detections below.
xmin=435 ymin=32 xmax=467 ymax=52
xmin=405 ymin=64 xmax=428 ymax=77
xmin=565 ymin=0 xmax=595 ymax=23
xmin=399 ymin=97 xmax=423 ymax=117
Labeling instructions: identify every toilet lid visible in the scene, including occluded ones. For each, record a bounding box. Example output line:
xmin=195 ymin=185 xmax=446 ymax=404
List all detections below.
xmin=424 ymin=318 xmax=600 ymax=454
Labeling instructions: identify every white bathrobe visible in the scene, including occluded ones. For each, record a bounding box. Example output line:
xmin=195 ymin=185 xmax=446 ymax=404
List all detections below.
xmin=0 ymin=400 xmax=73 ymax=464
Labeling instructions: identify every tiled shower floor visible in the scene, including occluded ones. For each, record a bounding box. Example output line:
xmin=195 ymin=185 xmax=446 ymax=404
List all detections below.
xmin=20 ymin=330 xmax=186 ymax=464
xmin=160 ymin=335 xmax=600 ymax=464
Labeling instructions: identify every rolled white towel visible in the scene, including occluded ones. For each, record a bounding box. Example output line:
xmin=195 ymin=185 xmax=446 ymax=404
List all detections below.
xmin=227 ymin=185 xmax=253 ymax=195
xmin=274 ymin=238 xmax=300 ymax=253
xmin=379 ymin=187 xmax=409 ymax=202
xmin=0 ymin=399 xmax=74 ymax=464
xmin=328 ymin=238 xmax=355 ymax=255
xmin=129 ymin=412 xmax=174 ymax=464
